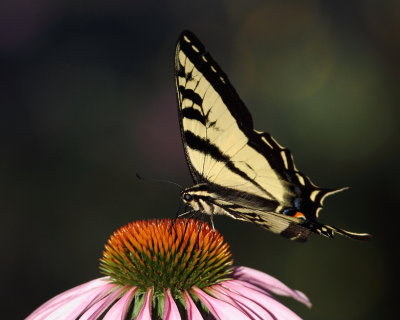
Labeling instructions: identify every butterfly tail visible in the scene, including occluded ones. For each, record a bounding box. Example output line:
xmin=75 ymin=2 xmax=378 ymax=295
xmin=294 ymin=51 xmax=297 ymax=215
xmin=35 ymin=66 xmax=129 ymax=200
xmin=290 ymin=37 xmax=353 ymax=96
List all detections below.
xmin=313 ymin=223 xmax=372 ymax=241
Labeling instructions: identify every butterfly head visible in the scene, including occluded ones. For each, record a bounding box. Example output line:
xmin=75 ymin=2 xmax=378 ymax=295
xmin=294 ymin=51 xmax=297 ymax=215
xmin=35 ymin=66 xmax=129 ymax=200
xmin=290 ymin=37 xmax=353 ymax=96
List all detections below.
xmin=181 ymin=189 xmax=201 ymax=211
xmin=182 ymin=191 xmax=194 ymax=204
xmin=180 ymin=186 xmax=227 ymax=216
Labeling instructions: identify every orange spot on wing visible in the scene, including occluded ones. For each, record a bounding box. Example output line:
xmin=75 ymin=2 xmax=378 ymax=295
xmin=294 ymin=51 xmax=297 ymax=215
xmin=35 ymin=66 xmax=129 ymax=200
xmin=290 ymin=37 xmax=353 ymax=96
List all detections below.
xmin=293 ymin=212 xmax=306 ymax=219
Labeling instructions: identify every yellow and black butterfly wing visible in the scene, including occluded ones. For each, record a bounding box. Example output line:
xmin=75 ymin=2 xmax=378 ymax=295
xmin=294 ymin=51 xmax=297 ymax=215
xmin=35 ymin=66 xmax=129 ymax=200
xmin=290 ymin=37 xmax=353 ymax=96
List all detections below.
xmin=175 ymin=30 xmax=371 ymax=241
xmin=175 ymin=31 xmax=291 ymax=206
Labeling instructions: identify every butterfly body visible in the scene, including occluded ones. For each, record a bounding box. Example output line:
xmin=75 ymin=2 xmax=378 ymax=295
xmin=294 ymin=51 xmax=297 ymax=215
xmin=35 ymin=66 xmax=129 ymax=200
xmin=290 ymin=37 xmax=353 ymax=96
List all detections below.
xmin=175 ymin=30 xmax=371 ymax=242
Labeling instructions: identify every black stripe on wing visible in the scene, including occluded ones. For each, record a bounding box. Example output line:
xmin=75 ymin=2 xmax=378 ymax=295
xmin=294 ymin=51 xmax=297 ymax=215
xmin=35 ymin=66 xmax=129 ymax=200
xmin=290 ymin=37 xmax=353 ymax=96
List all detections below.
xmin=181 ymin=107 xmax=206 ymax=126
xmin=184 ymin=130 xmax=276 ymax=200
xmin=179 ymin=86 xmax=203 ymax=107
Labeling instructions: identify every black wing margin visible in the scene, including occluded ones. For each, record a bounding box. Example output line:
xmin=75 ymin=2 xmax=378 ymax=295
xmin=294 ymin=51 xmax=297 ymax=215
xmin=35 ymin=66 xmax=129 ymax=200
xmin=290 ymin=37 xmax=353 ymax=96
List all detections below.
xmin=175 ymin=30 xmax=254 ymax=132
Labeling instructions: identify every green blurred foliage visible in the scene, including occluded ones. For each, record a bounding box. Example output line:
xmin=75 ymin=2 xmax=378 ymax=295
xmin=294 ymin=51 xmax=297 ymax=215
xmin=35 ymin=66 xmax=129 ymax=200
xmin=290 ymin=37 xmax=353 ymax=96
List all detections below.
xmin=1 ymin=0 xmax=398 ymax=318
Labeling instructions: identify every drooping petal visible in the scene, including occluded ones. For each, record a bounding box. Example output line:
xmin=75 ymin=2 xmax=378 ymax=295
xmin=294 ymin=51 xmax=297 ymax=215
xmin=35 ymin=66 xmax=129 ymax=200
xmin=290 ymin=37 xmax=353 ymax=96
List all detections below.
xmin=79 ymin=286 xmax=125 ymax=320
xmin=102 ymin=287 xmax=136 ymax=320
xmin=136 ymin=288 xmax=152 ymax=320
xmin=163 ymin=289 xmax=181 ymax=320
xmin=182 ymin=290 xmax=204 ymax=320
xmin=191 ymin=286 xmax=251 ymax=320
xmin=233 ymin=266 xmax=311 ymax=307
xmin=221 ymin=280 xmax=303 ymax=320
xmin=208 ymin=285 xmax=274 ymax=320
xmin=26 ymin=277 xmax=109 ymax=320
xmin=26 ymin=278 xmax=116 ymax=320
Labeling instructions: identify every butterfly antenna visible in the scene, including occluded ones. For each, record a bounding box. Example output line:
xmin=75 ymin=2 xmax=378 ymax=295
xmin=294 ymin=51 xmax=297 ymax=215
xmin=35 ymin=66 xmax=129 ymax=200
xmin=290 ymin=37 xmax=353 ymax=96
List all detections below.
xmin=136 ymin=173 xmax=183 ymax=190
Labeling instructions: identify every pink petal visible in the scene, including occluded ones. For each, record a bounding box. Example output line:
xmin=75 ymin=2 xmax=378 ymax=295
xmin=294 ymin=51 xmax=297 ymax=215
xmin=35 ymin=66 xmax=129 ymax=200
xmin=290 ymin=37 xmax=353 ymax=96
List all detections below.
xmin=26 ymin=277 xmax=108 ymax=319
xmin=191 ymin=286 xmax=251 ymax=320
xmin=136 ymin=288 xmax=153 ymax=320
xmin=26 ymin=278 xmax=116 ymax=320
xmin=182 ymin=291 xmax=204 ymax=320
xmin=221 ymin=280 xmax=303 ymax=320
xmin=163 ymin=289 xmax=181 ymax=320
xmin=209 ymin=285 xmax=273 ymax=320
xmin=103 ymin=287 xmax=137 ymax=320
xmin=233 ymin=266 xmax=311 ymax=307
xmin=79 ymin=286 xmax=125 ymax=320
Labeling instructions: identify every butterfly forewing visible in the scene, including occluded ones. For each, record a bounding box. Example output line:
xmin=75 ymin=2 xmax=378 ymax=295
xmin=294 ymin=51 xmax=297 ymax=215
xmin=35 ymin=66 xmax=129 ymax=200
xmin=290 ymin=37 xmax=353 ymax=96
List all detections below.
xmin=175 ymin=32 xmax=290 ymax=206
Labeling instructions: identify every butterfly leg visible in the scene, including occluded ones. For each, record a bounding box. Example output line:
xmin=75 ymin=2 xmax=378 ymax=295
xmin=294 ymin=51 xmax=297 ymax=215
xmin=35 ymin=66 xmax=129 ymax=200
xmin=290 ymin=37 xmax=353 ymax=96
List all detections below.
xmin=170 ymin=205 xmax=195 ymax=232
xmin=178 ymin=210 xmax=196 ymax=218
xmin=209 ymin=213 xmax=216 ymax=230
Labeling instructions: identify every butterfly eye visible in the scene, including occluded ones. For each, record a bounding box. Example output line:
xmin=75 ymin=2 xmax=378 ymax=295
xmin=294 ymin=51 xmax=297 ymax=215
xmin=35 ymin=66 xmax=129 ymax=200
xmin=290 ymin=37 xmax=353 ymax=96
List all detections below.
xmin=183 ymin=193 xmax=193 ymax=202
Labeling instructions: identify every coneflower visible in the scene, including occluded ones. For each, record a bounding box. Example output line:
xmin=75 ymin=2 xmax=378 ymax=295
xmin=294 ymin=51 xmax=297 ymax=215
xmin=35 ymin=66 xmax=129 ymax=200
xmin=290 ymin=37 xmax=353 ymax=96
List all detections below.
xmin=26 ymin=219 xmax=311 ymax=319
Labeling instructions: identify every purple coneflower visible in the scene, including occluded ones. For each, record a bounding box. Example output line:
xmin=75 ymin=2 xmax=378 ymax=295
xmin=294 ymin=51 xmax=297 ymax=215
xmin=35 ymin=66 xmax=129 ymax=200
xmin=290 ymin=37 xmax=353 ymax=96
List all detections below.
xmin=27 ymin=218 xmax=311 ymax=319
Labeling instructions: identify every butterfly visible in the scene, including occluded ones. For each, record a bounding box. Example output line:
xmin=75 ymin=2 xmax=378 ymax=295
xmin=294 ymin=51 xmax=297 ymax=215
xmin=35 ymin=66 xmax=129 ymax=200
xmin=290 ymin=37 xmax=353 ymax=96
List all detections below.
xmin=174 ymin=30 xmax=371 ymax=242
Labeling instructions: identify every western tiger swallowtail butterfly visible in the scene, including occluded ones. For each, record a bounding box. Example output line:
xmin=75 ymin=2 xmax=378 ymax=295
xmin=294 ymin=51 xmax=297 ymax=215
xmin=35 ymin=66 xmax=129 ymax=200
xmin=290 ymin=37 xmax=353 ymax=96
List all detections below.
xmin=175 ymin=30 xmax=371 ymax=242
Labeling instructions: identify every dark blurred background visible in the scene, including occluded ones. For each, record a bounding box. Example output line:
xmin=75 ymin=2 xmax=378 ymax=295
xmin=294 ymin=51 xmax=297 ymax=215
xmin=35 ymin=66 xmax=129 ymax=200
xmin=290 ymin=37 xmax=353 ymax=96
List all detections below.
xmin=1 ymin=0 xmax=399 ymax=319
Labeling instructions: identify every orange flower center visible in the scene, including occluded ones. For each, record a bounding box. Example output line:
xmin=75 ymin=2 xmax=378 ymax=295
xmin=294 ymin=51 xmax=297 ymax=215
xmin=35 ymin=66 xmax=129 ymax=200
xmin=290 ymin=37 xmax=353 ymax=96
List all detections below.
xmin=100 ymin=219 xmax=233 ymax=294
